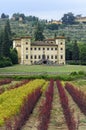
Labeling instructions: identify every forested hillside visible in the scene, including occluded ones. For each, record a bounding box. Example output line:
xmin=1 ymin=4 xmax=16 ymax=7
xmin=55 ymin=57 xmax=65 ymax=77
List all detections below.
xmin=0 ymin=13 xmax=86 ymax=41
xmin=0 ymin=12 xmax=86 ymax=66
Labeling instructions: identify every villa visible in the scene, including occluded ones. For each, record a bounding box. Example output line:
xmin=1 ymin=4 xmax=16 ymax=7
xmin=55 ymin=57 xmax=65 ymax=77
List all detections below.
xmin=13 ymin=36 xmax=65 ymax=65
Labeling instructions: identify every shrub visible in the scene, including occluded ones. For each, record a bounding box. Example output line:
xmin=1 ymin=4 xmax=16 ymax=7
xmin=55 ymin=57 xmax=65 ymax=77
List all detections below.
xmin=38 ymin=79 xmax=54 ymax=130
xmin=56 ymin=80 xmax=76 ymax=130
xmin=0 ymin=57 xmax=12 ymax=68
xmin=78 ymin=71 xmax=85 ymax=75
xmin=70 ymin=71 xmax=78 ymax=76
xmin=10 ymin=48 xmax=18 ymax=64
xmin=65 ymin=83 xmax=86 ymax=115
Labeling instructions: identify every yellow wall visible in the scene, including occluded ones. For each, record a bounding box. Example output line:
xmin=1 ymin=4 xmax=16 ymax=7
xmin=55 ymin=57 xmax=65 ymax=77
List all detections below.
xmin=13 ymin=37 xmax=65 ymax=65
xmin=30 ymin=45 xmax=58 ymax=64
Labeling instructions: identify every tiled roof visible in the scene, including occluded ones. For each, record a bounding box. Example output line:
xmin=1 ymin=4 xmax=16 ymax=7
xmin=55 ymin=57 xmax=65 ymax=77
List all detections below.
xmin=13 ymin=36 xmax=32 ymax=40
xmin=55 ymin=36 xmax=65 ymax=39
xmin=21 ymin=36 xmax=32 ymax=39
xmin=31 ymin=41 xmax=57 ymax=46
xmin=45 ymin=38 xmax=55 ymax=41
xmin=13 ymin=38 xmax=21 ymax=40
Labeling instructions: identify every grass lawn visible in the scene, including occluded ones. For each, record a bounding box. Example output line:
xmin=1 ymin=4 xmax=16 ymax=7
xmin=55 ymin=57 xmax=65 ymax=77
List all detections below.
xmin=0 ymin=64 xmax=86 ymax=74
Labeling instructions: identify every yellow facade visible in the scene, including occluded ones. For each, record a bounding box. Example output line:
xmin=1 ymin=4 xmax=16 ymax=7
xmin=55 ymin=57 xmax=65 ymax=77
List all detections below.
xmin=75 ymin=17 xmax=86 ymax=23
xmin=48 ymin=20 xmax=62 ymax=25
xmin=13 ymin=36 xmax=65 ymax=65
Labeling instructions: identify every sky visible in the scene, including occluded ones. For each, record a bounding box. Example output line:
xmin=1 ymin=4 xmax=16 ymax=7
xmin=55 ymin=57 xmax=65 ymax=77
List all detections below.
xmin=0 ymin=0 xmax=86 ymax=20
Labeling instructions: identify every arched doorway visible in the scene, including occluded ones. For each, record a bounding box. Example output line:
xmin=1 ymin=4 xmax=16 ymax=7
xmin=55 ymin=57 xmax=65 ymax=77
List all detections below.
xmin=43 ymin=60 xmax=47 ymax=64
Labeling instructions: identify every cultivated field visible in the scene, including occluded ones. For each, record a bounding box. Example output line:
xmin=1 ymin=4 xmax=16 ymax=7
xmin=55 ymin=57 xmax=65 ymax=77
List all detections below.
xmin=0 ymin=78 xmax=86 ymax=130
xmin=0 ymin=64 xmax=86 ymax=75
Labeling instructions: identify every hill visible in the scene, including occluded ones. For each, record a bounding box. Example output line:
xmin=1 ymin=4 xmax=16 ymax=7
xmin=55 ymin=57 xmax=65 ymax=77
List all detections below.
xmin=0 ymin=18 xmax=86 ymax=42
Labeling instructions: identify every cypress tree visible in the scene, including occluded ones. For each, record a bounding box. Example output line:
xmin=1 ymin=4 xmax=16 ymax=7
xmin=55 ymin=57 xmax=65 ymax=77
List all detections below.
xmin=72 ymin=40 xmax=79 ymax=61
xmin=80 ymin=45 xmax=86 ymax=65
xmin=0 ymin=33 xmax=2 ymax=56
xmin=3 ymin=20 xmax=12 ymax=57
xmin=34 ymin=22 xmax=44 ymax=41
xmin=0 ymin=31 xmax=4 ymax=56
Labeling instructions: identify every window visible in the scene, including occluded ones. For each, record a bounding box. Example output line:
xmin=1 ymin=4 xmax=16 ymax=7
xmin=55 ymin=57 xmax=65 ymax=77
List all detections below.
xmin=47 ymin=48 xmax=49 ymax=50
xmin=38 ymin=55 xmax=41 ymax=59
xmin=55 ymin=55 xmax=57 ymax=59
xmin=31 ymin=55 xmax=33 ymax=59
xmin=31 ymin=61 xmax=33 ymax=63
xmin=26 ymin=55 xmax=28 ymax=59
xmin=43 ymin=48 xmax=45 ymax=50
xmin=34 ymin=48 xmax=36 ymax=50
xmin=26 ymin=48 xmax=28 ymax=50
xmin=31 ymin=48 xmax=32 ymax=50
xmin=61 ymin=55 xmax=63 ymax=59
xmin=61 ymin=48 xmax=63 ymax=50
xmin=38 ymin=48 xmax=41 ymax=50
xmin=47 ymin=55 xmax=49 ymax=59
xmin=26 ymin=42 xmax=28 ymax=45
xmin=51 ymin=55 xmax=53 ymax=59
xmin=34 ymin=55 xmax=37 ymax=59
xmin=60 ymin=42 xmax=63 ymax=45
xmin=55 ymin=48 xmax=57 ymax=50
xmin=51 ymin=48 xmax=53 ymax=50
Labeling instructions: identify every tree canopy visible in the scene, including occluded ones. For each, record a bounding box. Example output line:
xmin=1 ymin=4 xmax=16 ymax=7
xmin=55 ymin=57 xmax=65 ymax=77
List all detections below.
xmin=3 ymin=20 xmax=12 ymax=57
xmin=34 ymin=22 xmax=45 ymax=41
xmin=1 ymin=13 xmax=9 ymax=19
xmin=79 ymin=44 xmax=86 ymax=65
xmin=46 ymin=23 xmax=58 ymax=30
xmin=61 ymin=12 xmax=75 ymax=25
xmin=0 ymin=20 xmax=18 ymax=67
xmin=72 ymin=40 xmax=79 ymax=61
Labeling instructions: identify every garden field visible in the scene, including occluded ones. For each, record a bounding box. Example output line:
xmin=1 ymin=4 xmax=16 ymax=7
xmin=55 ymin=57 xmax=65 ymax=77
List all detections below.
xmin=0 ymin=65 xmax=86 ymax=75
xmin=0 ymin=78 xmax=86 ymax=130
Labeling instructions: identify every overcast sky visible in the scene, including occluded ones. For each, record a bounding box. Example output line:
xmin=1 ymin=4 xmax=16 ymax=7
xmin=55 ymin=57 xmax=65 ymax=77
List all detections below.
xmin=0 ymin=0 xmax=86 ymax=20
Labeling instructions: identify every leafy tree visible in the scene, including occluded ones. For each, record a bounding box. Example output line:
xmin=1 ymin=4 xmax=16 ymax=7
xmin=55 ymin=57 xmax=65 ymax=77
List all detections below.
xmin=26 ymin=15 xmax=38 ymax=22
xmin=34 ymin=22 xmax=45 ymax=41
xmin=46 ymin=23 xmax=58 ymax=30
xmin=12 ymin=13 xmax=20 ymax=21
xmin=80 ymin=45 xmax=86 ymax=64
xmin=54 ymin=33 xmax=57 ymax=38
xmin=19 ymin=13 xmax=25 ymax=20
xmin=61 ymin=12 xmax=75 ymax=25
xmin=72 ymin=40 xmax=79 ymax=61
xmin=1 ymin=13 xmax=9 ymax=19
xmin=0 ymin=31 xmax=4 ymax=56
xmin=10 ymin=48 xmax=18 ymax=64
xmin=66 ymin=42 xmax=73 ymax=60
xmin=1 ymin=13 xmax=6 ymax=18
xmin=12 ymin=13 xmax=25 ymax=22
xmin=0 ymin=56 xmax=12 ymax=67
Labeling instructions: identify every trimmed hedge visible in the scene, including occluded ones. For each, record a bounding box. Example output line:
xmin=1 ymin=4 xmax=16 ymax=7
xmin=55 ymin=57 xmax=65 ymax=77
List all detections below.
xmin=0 ymin=57 xmax=12 ymax=68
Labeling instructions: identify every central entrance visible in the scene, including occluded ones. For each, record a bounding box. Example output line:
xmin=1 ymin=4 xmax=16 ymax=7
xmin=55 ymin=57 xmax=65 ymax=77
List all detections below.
xmin=43 ymin=60 xmax=47 ymax=64
xmin=42 ymin=54 xmax=45 ymax=60
xmin=35 ymin=53 xmax=54 ymax=65
xmin=42 ymin=54 xmax=47 ymax=64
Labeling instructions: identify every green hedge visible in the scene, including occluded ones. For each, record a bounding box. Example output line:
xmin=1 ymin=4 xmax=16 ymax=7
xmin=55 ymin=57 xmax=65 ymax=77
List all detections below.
xmin=0 ymin=71 xmax=85 ymax=81
xmin=0 ymin=57 xmax=12 ymax=68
